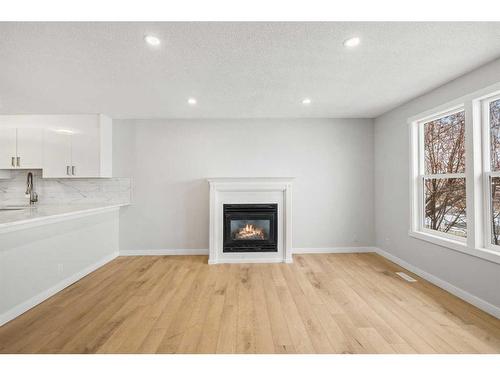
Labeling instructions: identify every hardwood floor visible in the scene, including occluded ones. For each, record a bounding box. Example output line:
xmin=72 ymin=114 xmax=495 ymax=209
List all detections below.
xmin=0 ymin=253 xmax=499 ymax=354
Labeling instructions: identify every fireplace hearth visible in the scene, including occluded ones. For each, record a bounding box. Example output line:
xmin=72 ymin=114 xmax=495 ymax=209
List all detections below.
xmin=223 ymin=204 xmax=278 ymax=252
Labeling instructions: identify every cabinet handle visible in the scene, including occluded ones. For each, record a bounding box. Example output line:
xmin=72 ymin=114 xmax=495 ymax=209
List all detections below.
xmin=66 ymin=165 xmax=71 ymax=176
xmin=16 ymin=156 xmax=20 ymax=167
xmin=11 ymin=157 xmax=15 ymax=167
xmin=72 ymin=166 xmax=76 ymax=176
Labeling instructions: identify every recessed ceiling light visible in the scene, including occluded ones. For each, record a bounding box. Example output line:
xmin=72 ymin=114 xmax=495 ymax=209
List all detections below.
xmin=144 ymin=35 xmax=161 ymax=46
xmin=188 ymin=98 xmax=197 ymax=105
xmin=343 ymin=36 xmax=361 ymax=48
xmin=302 ymin=98 xmax=312 ymax=105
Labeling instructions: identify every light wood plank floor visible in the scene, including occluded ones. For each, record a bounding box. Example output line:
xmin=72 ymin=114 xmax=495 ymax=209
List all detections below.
xmin=0 ymin=253 xmax=499 ymax=354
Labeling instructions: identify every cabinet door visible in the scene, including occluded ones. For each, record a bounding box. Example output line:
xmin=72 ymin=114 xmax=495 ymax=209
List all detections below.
xmin=16 ymin=128 xmax=43 ymax=169
xmin=0 ymin=127 xmax=17 ymax=169
xmin=70 ymin=126 xmax=100 ymax=177
xmin=42 ymin=129 xmax=72 ymax=178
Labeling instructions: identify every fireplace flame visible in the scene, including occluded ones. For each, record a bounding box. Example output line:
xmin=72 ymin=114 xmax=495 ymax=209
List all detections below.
xmin=235 ymin=223 xmax=265 ymax=240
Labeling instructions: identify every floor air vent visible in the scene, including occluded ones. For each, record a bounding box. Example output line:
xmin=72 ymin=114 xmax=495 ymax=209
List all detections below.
xmin=396 ymin=272 xmax=417 ymax=282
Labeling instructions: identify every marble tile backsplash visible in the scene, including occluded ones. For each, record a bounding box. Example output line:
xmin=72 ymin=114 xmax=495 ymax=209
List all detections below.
xmin=0 ymin=170 xmax=131 ymax=206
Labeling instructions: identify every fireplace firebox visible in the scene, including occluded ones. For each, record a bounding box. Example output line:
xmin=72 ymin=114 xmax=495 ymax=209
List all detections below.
xmin=223 ymin=204 xmax=278 ymax=253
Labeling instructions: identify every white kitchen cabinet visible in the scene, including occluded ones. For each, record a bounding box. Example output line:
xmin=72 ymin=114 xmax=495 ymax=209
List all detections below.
xmin=0 ymin=114 xmax=112 ymax=178
xmin=16 ymin=128 xmax=43 ymax=169
xmin=41 ymin=115 xmax=112 ymax=178
xmin=42 ymin=130 xmax=72 ymax=178
xmin=70 ymin=124 xmax=101 ymax=178
xmin=0 ymin=127 xmax=43 ymax=169
xmin=0 ymin=127 xmax=17 ymax=169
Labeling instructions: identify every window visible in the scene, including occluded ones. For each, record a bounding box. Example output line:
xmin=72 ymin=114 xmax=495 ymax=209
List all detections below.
xmin=482 ymin=95 xmax=500 ymax=248
xmin=423 ymin=111 xmax=467 ymax=237
xmin=415 ymin=109 xmax=467 ymax=240
xmin=409 ymin=86 xmax=500 ymax=265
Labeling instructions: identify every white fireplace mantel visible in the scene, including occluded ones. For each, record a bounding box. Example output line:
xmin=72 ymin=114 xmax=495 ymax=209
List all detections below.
xmin=207 ymin=177 xmax=294 ymax=264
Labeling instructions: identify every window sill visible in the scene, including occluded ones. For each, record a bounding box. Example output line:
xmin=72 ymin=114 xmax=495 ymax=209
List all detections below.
xmin=408 ymin=230 xmax=500 ymax=265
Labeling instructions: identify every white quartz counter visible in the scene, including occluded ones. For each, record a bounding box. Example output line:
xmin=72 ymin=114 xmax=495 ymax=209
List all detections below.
xmin=0 ymin=203 xmax=128 ymax=233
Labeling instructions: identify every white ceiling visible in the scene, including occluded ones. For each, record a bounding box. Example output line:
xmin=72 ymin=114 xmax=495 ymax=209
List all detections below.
xmin=1 ymin=22 xmax=500 ymax=119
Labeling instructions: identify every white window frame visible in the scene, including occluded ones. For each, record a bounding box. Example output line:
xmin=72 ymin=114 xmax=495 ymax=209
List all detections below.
xmin=409 ymin=82 xmax=500 ymax=265
xmin=410 ymin=106 xmax=467 ymax=243
xmin=478 ymin=91 xmax=500 ymax=253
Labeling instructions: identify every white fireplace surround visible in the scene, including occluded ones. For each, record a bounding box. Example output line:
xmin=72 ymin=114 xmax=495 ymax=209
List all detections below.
xmin=208 ymin=177 xmax=294 ymax=264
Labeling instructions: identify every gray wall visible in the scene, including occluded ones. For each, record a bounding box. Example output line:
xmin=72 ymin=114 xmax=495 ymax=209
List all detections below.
xmin=113 ymin=118 xmax=374 ymax=251
xmin=374 ymin=58 xmax=500 ymax=308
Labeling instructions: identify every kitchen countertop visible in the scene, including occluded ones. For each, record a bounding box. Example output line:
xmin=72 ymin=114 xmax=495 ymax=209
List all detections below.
xmin=0 ymin=203 xmax=128 ymax=233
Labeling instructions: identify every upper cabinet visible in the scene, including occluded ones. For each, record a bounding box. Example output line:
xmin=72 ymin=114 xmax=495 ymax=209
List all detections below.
xmin=42 ymin=115 xmax=112 ymax=178
xmin=0 ymin=114 xmax=112 ymax=178
xmin=42 ymin=128 xmax=73 ymax=178
xmin=17 ymin=128 xmax=44 ymax=169
xmin=0 ymin=127 xmax=17 ymax=169
xmin=0 ymin=127 xmax=43 ymax=169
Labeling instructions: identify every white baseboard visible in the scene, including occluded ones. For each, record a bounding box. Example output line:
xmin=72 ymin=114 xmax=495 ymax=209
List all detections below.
xmin=293 ymin=247 xmax=376 ymax=254
xmin=373 ymin=247 xmax=500 ymax=319
xmin=0 ymin=251 xmax=119 ymax=327
xmin=120 ymin=248 xmax=209 ymax=256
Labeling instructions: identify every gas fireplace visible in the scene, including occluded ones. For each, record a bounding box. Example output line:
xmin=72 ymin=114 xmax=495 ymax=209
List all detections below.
xmin=223 ymin=204 xmax=278 ymax=252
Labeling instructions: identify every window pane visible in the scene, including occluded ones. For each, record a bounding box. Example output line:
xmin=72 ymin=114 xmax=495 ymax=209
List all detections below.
xmin=424 ymin=177 xmax=466 ymax=237
xmin=491 ymin=177 xmax=500 ymax=245
xmin=424 ymin=111 xmax=465 ymax=175
xmin=490 ymin=99 xmax=500 ymax=171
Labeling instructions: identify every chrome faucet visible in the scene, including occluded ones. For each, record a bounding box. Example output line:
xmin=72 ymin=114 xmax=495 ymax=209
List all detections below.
xmin=25 ymin=172 xmax=38 ymax=205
